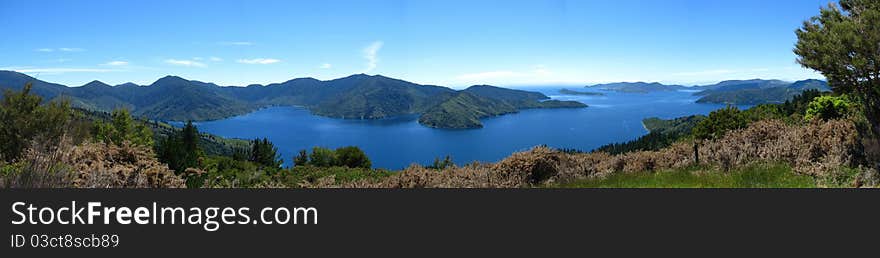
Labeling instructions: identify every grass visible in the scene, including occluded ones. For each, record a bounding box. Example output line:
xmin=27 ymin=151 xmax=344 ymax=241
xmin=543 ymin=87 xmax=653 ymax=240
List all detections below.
xmin=554 ymin=163 xmax=818 ymax=188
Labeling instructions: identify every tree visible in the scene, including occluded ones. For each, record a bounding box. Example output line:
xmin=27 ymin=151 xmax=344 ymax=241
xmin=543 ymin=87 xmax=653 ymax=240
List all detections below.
xmin=805 ymin=95 xmax=853 ymax=121
xmin=794 ymin=0 xmax=880 ymax=138
xmin=309 ymin=147 xmax=337 ymax=167
xmin=0 ymin=83 xmax=72 ymax=162
xmin=335 ymin=146 xmax=371 ymax=169
xmin=249 ymin=138 xmax=282 ymax=169
xmin=782 ymin=89 xmax=822 ymax=116
xmin=692 ymin=106 xmax=747 ymax=140
xmin=294 ymin=149 xmax=309 ymax=166
xmin=157 ymin=121 xmax=201 ymax=174
xmin=691 ymin=106 xmax=747 ymax=165
xmin=94 ymin=109 xmax=153 ymax=147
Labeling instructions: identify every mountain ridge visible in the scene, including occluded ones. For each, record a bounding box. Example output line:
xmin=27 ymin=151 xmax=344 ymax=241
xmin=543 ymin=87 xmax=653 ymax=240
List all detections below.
xmin=0 ymin=70 xmax=585 ymax=129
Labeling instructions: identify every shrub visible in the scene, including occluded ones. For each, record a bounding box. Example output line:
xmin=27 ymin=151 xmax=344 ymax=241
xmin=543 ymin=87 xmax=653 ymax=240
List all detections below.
xmin=309 ymin=147 xmax=337 ymax=167
xmin=94 ymin=109 xmax=153 ymax=147
xmin=692 ymin=105 xmax=747 ymax=140
xmin=334 ymin=146 xmax=371 ymax=169
xmin=0 ymin=83 xmax=72 ymax=163
xmin=804 ymin=95 xmax=852 ymax=121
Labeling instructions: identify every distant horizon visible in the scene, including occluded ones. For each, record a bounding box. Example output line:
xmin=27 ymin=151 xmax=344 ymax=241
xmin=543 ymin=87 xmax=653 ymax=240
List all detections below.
xmin=0 ymin=0 xmax=833 ymax=87
xmin=2 ymin=69 xmax=825 ymax=90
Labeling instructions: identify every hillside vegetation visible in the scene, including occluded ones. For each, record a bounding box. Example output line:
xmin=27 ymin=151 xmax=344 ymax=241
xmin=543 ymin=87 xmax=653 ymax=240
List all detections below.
xmin=0 ymin=72 xmax=585 ymax=129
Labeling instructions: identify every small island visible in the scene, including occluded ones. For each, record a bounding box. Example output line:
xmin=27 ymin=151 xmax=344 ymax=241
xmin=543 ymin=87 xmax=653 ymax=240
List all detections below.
xmin=559 ymin=89 xmax=605 ymax=96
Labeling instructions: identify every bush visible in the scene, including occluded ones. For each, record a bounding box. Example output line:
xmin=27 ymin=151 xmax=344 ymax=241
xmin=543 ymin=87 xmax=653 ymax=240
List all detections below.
xmin=249 ymin=138 xmax=282 ymax=169
xmin=335 ymin=146 xmax=371 ymax=169
xmin=804 ymin=95 xmax=852 ymax=121
xmin=94 ymin=109 xmax=153 ymax=147
xmin=0 ymin=83 xmax=73 ymax=163
xmin=308 ymin=147 xmax=337 ymax=167
xmin=692 ymin=105 xmax=747 ymax=140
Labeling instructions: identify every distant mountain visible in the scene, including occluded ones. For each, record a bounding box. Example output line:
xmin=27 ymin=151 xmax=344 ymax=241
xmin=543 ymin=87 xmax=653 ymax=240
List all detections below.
xmin=693 ymin=79 xmax=790 ymax=96
xmin=695 ymin=79 xmax=830 ymax=104
xmin=0 ymin=71 xmax=586 ymax=129
xmin=788 ymin=79 xmax=831 ymax=91
xmin=586 ymin=82 xmax=688 ymax=93
xmin=558 ymin=89 xmax=604 ymax=96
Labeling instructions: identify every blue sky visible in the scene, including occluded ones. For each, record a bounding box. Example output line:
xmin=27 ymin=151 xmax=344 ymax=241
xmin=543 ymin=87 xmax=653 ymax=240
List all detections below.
xmin=0 ymin=0 xmax=833 ymax=88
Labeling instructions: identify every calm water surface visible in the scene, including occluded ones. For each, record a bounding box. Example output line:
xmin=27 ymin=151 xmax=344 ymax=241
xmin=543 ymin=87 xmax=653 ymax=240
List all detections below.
xmin=183 ymin=88 xmax=746 ymax=169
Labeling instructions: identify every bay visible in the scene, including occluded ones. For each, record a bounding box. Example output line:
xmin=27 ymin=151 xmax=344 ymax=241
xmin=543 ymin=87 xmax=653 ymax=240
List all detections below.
xmin=182 ymin=88 xmax=747 ymax=169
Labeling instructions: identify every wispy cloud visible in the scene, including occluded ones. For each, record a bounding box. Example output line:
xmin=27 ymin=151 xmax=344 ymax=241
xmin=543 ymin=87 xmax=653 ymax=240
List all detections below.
xmin=237 ymin=58 xmax=281 ymax=64
xmin=319 ymin=63 xmax=332 ymax=69
xmin=362 ymin=41 xmax=383 ymax=73
xmin=218 ymin=41 xmax=254 ymax=46
xmin=209 ymin=56 xmax=223 ymax=62
xmin=59 ymin=47 xmax=85 ymax=52
xmin=165 ymin=59 xmax=206 ymax=67
xmin=35 ymin=47 xmax=86 ymax=52
xmin=102 ymin=61 xmax=129 ymax=66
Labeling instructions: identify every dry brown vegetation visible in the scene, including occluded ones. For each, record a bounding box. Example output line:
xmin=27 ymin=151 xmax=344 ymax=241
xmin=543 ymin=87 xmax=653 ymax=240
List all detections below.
xmin=1 ymin=137 xmax=185 ymax=188
xmin=312 ymin=119 xmax=876 ymax=188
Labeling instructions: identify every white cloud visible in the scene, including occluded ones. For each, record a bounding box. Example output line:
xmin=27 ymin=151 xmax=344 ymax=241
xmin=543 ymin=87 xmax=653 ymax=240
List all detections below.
xmin=362 ymin=41 xmax=383 ymax=73
xmin=165 ymin=59 xmax=206 ymax=67
xmin=36 ymin=47 xmax=86 ymax=52
xmin=209 ymin=56 xmax=223 ymax=62
xmin=192 ymin=57 xmax=204 ymax=61
xmin=319 ymin=63 xmax=332 ymax=69
xmin=237 ymin=58 xmax=281 ymax=64
xmin=219 ymin=41 xmax=254 ymax=46
xmin=59 ymin=48 xmax=85 ymax=52
xmin=103 ymin=61 xmax=129 ymax=66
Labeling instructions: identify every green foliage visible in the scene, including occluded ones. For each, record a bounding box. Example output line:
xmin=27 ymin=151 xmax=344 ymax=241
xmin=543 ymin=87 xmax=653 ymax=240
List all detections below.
xmin=804 ymin=95 xmax=852 ymax=121
xmin=157 ymin=121 xmax=202 ymax=175
xmin=334 ymin=146 xmax=372 ymax=169
xmin=555 ymin=163 xmax=816 ymax=188
xmin=308 ymin=147 xmax=337 ymax=167
xmin=782 ymin=89 xmax=822 ymax=116
xmin=199 ymin=155 xmax=269 ymax=188
xmin=282 ymin=165 xmax=391 ymax=187
xmin=94 ymin=109 xmax=153 ymax=147
xmin=692 ymin=106 xmax=747 ymax=140
xmin=595 ymin=115 xmax=705 ymax=154
xmin=740 ymin=104 xmax=785 ymax=123
xmin=249 ymin=138 xmax=282 ymax=169
xmin=427 ymin=155 xmax=454 ymax=170
xmin=294 ymin=150 xmax=309 ymax=167
xmin=0 ymin=83 xmax=72 ymax=162
xmin=795 ymin=0 xmax=880 ymax=137
xmin=297 ymin=146 xmax=372 ymax=169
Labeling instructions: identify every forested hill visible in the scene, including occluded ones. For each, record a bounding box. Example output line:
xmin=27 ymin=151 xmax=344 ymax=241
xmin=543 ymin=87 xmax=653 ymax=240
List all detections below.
xmin=0 ymin=71 xmax=585 ymax=129
xmin=694 ymin=79 xmax=830 ymax=104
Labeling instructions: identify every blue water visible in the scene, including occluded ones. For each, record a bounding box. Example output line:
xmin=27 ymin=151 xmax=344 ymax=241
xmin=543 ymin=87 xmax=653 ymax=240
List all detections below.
xmin=182 ymin=88 xmax=746 ymax=169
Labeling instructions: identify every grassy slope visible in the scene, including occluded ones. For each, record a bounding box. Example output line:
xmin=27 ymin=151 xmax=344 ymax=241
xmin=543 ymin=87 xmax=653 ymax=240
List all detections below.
xmin=554 ymin=163 xmax=817 ymax=188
